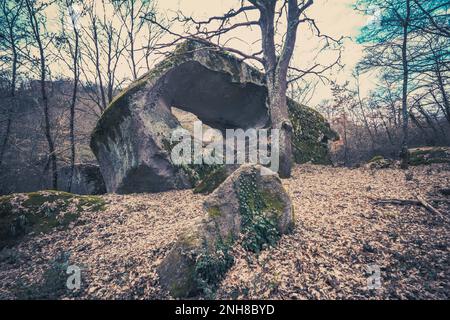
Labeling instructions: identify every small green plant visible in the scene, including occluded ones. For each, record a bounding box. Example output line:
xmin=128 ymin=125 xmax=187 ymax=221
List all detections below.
xmin=236 ymin=170 xmax=281 ymax=253
xmin=194 ymin=236 xmax=234 ymax=297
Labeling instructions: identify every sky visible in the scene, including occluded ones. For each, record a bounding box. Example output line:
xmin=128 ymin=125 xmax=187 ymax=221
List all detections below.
xmin=156 ymin=0 xmax=376 ymax=106
xmin=41 ymin=0 xmax=377 ymax=107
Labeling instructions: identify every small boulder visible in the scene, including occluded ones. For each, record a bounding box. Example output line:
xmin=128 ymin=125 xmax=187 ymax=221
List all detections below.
xmin=157 ymin=164 xmax=294 ymax=298
xmin=366 ymin=156 xmax=394 ymax=169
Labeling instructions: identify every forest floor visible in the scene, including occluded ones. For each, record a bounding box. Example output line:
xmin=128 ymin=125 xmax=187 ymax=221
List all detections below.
xmin=0 ymin=164 xmax=449 ymax=300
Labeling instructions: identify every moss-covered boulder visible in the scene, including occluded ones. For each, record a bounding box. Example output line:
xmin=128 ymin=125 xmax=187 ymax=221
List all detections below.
xmin=409 ymin=147 xmax=450 ymax=166
xmin=0 ymin=191 xmax=105 ymax=248
xmin=58 ymin=164 xmax=106 ymax=195
xmin=366 ymin=155 xmax=394 ymax=169
xmin=288 ymin=99 xmax=339 ymax=165
xmin=90 ymin=39 xmax=336 ymax=194
xmin=157 ymin=164 xmax=293 ymax=298
xmin=90 ymin=40 xmax=267 ymax=194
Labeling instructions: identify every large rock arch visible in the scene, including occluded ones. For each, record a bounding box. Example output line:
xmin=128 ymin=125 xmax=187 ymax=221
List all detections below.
xmin=90 ymin=40 xmax=337 ymax=194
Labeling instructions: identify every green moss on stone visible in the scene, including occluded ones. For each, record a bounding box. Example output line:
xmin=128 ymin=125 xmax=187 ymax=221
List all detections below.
xmin=261 ymin=190 xmax=286 ymax=215
xmin=169 ymin=262 xmax=198 ymax=298
xmin=168 ymin=220 xmax=234 ymax=298
xmin=235 ymin=170 xmax=282 ymax=253
xmin=194 ymin=236 xmax=234 ymax=297
xmin=369 ymin=155 xmax=385 ymax=163
xmin=0 ymin=191 xmax=105 ymax=249
xmin=177 ymin=164 xmax=221 ymax=187
xmin=288 ymin=98 xmax=339 ymax=165
xmin=161 ymin=136 xmax=224 ymax=188
xmin=409 ymin=147 xmax=450 ymax=166
xmin=207 ymin=206 xmax=222 ymax=218
xmin=90 ymin=85 xmax=135 ymax=155
xmin=194 ymin=166 xmax=228 ymax=194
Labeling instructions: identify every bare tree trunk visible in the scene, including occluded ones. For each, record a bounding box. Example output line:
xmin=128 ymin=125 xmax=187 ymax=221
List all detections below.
xmin=92 ymin=19 xmax=107 ymax=111
xmin=430 ymin=89 xmax=450 ymax=124
xmin=377 ymin=110 xmax=395 ymax=145
xmin=383 ymin=120 xmax=395 ymax=146
xmin=343 ymin=110 xmax=349 ymax=165
xmin=0 ymin=25 xmax=17 ymax=168
xmin=26 ymin=0 xmax=58 ymax=189
xmin=416 ymin=103 xmax=439 ymax=141
xmin=267 ymin=77 xmax=293 ymax=178
xmin=432 ymin=114 xmax=448 ymax=139
xmin=0 ymin=7 xmax=21 ymax=169
xmin=40 ymin=45 xmax=58 ymax=190
xmin=435 ymin=63 xmax=450 ymax=125
xmin=67 ymin=1 xmax=80 ymax=192
xmin=409 ymin=111 xmax=430 ymax=140
xmin=400 ymin=0 xmax=411 ymax=169
xmin=129 ymin=0 xmax=137 ymax=80
xmin=254 ymin=0 xmax=312 ymax=178
xmin=355 ymin=74 xmax=375 ymax=153
xmin=0 ymin=111 xmax=12 ymax=169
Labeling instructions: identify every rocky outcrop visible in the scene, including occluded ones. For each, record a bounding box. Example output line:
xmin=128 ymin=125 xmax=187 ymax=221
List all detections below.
xmin=91 ymin=40 xmax=337 ymax=194
xmin=157 ymin=165 xmax=294 ymax=298
xmin=58 ymin=164 xmax=106 ymax=195
xmin=364 ymin=147 xmax=450 ymax=170
xmin=409 ymin=147 xmax=450 ymax=166
xmin=0 ymin=191 xmax=105 ymax=249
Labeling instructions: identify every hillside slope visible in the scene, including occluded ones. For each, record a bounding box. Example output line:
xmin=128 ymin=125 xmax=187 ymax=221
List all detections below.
xmin=0 ymin=164 xmax=449 ymax=299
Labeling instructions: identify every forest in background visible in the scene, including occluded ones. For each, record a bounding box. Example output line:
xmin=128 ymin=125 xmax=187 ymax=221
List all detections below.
xmin=0 ymin=0 xmax=449 ymax=302
xmin=0 ymin=0 xmax=449 ymax=194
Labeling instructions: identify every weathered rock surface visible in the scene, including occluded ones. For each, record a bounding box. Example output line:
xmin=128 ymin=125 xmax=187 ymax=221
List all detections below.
xmin=288 ymin=99 xmax=339 ymax=165
xmin=157 ymin=164 xmax=294 ymax=298
xmin=409 ymin=147 xmax=450 ymax=166
xmin=58 ymin=164 xmax=106 ymax=195
xmin=91 ymin=40 xmax=337 ymax=194
xmin=193 ymin=164 xmax=240 ymax=194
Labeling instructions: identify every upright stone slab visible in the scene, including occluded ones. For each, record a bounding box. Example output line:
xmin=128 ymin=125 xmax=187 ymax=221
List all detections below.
xmin=157 ymin=165 xmax=294 ymax=298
